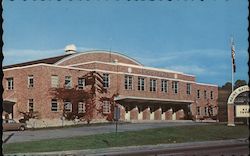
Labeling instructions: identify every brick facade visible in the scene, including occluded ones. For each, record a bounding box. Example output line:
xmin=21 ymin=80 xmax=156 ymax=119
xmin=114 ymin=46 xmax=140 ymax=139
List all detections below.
xmin=3 ymin=50 xmax=218 ymax=127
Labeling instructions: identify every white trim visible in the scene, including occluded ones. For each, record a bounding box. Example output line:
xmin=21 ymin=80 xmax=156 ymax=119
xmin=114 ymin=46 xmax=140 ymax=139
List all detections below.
xmin=54 ymin=50 xmax=143 ymax=66
xmin=68 ymin=60 xmax=195 ymax=77
xmin=196 ymin=82 xmax=218 ymax=87
xmin=115 ymin=95 xmax=194 ymax=103
xmin=3 ymin=63 xmax=217 ymax=87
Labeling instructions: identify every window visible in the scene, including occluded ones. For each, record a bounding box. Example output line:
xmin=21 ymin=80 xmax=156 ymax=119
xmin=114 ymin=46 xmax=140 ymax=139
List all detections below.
xmin=28 ymin=99 xmax=34 ymax=112
xmin=204 ymin=107 xmax=208 ymax=116
xmin=7 ymin=77 xmax=14 ymax=90
xmin=125 ymin=75 xmax=133 ymax=90
xmin=78 ymin=102 xmax=86 ymax=113
xmin=210 ymin=107 xmax=214 ymax=116
xmin=51 ymin=75 xmax=59 ymax=88
xmin=186 ymin=83 xmax=191 ymax=95
xmin=103 ymin=73 xmax=109 ymax=88
xmin=78 ymin=78 xmax=85 ymax=89
xmin=210 ymin=91 xmax=214 ymax=99
xmin=51 ymin=99 xmax=58 ymax=112
xmin=172 ymin=81 xmax=178 ymax=94
xmin=204 ymin=90 xmax=207 ymax=99
xmin=150 ymin=79 xmax=157 ymax=92
xmin=103 ymin=101 xmax=111 ymax=114
xmin=197 ymin=107 xmax=200 ymax=115
xmin=197 ymin=90 xmax=200 ymax=98
xmin=138 ymin=77 xmax=145 ymax=91
xmin=64 ymin=101 xmax=72 ymax=112
xmin=65 ymin=76 xmax=72 ymax=89
xmin=161 ymin=80 xmax=168 ymax=92
xmin=28 ymin=75 xmax=34 ymax=88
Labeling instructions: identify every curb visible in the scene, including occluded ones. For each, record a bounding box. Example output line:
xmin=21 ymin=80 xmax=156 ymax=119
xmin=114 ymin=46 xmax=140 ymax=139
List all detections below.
xmin=4 ymin=138 xmax=249 ymax=156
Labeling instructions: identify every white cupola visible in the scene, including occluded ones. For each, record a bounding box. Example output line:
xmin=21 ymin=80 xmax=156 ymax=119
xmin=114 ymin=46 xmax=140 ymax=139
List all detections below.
xmin=65 ymin=44 xmax=77 ymax=54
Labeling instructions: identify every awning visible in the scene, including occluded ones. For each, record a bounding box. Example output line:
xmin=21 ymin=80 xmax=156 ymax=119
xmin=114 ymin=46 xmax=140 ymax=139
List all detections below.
xmin=3 ymin=100 xmax=16 ymax=114
xmin=115 ymin=95 xmax=193 ymax=105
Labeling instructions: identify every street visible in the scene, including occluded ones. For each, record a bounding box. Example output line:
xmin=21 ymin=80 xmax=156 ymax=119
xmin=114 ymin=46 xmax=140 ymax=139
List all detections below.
xmin=3 ymin=122 xmax=205 ymax=144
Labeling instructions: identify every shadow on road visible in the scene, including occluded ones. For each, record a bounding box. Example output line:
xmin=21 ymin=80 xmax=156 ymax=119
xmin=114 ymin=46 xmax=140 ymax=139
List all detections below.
xmin=3 ymin=133 xmax=15 ymax=143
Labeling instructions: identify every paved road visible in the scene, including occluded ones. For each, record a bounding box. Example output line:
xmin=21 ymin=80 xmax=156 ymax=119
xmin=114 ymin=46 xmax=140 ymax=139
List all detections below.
xmin=4 ymin=138 xmax=249 ymax=156
xmin=3 ymin=122 xmax=205 ymax=144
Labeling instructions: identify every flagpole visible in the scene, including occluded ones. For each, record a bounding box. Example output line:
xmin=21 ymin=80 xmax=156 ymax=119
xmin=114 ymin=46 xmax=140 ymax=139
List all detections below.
xmin=231 ymin=37 xmax=234 ymax=93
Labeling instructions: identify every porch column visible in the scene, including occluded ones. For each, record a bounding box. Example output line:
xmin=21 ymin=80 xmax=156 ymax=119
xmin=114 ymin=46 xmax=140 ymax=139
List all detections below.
xmin=119 ymin=105 xmax=126 ymax=121
xmin=150 ymin=107 xmax=154 ymax=120
xmin=161 ymin=109 xmax=166 ymax=120
xmin=143 ymin=107 xmax=150 ymax=120
xmin=165 ymin=108 xmax=173 ymax=120
xmin=130 ymin=106 xmax=138 ymax=120
xmin=125 ymin=107 xmax=130 ymax=121
xmin=138 ymin=111 xmax=143 ymax=120
xmin=172 ymin=111 xmax=176 ymax=120
xmin=154 ymin=107 xmax=162 ymax=120
xmin=176 ymin=109 xmax=184 ymax=120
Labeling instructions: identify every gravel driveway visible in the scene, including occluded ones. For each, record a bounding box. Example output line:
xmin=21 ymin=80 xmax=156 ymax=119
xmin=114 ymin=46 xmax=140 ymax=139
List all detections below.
xmin=3 ymin=121 xmax=206 ymax=144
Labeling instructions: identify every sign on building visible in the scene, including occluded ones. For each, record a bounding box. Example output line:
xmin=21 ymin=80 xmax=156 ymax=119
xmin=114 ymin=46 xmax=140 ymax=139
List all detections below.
xmin=236 ymin=105 xmax=250 ymax=118
xmin=114 ymin=106 xmax=120 ymax=121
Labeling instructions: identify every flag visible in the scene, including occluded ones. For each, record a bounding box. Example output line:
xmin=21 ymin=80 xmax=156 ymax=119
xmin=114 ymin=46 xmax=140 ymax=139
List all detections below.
xmin=231 ymin=42 xmax=236 ymax=73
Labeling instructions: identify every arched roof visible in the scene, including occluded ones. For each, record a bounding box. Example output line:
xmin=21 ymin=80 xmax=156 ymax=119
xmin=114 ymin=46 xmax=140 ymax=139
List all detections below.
xmin=55 ymin=50 xmax=143 ymax=66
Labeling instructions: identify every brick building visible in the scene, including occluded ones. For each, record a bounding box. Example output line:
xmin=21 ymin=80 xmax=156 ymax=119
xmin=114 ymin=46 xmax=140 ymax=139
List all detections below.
xmin=3 ymin=46 xmax=218 ymax=127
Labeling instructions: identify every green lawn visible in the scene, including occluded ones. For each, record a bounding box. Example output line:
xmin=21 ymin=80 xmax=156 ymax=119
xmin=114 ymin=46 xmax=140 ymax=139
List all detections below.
xmin=3 ymin=124 xmax=249 ymax=154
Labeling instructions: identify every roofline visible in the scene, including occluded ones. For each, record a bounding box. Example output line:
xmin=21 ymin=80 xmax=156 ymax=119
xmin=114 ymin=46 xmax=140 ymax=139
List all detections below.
xmin=3 ymin=63 xmax=198 ymax=84
xmin=196 ymin=82 xmax=218 ymax=87
xmin=68 ymin=61 xmax=196 ymax=77
xmin=54 ymin=50 xmax=144 ymax=66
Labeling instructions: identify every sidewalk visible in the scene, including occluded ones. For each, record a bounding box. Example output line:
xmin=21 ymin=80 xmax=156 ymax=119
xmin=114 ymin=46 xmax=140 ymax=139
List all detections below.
xmin=4 ymin=138 xmax=249 ymax=156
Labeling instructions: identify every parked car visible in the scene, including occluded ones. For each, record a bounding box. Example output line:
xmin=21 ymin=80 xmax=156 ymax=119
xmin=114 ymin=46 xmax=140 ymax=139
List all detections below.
xmin=3 ymin=119 xmax=26 ymax=131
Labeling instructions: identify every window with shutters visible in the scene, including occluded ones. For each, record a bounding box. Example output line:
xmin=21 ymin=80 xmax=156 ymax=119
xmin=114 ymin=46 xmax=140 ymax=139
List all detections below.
xmin=7 ymin=77 xmax=14 ymax=90
xmin=172 ymin=81 xmax=178 ymax=94
xmin=51 ymin=99 xmax=58 ymax=112
xmin=197 ymin=90 xmax=200 ymax=99
xmin=103 ymin=101 xmax=111 ymax=114
xmin=28 ymin=99 xmax=34 ymax=112
xmin=78 ymin=78 xmax=85 ymax=89
xmin=64 ymin=101 xmax=72 ymax=112
xmin=78 ymin=102 xmax=86 ymax=113
xmin=161 ymin=80 xmax=168 ymax=92
xmin=28 ymin=75 xmax=34 ymax=88
xmin=186 ymin=83 xmax=191 ymax=95
xmin=103 ymin=73 xmax=109 ymax=88
xmin=125 ymin=75 xmax=133 ymax=90
xmin=138 ymin=77 xmax=145 ymax=91
xmin=51 ymin=75 xmax=59 ymax=88
xmin=150 ymin=79 xmax=157 ymax=92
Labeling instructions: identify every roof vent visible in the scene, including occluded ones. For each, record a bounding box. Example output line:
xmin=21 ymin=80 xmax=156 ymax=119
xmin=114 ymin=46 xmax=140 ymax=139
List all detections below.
xmin=65 ymin=44 xmax=77 ymax=54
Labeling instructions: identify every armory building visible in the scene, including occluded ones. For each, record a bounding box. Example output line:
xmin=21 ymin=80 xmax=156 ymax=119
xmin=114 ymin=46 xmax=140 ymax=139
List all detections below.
xmin=3 ymin=46 xmax=218 ymax=127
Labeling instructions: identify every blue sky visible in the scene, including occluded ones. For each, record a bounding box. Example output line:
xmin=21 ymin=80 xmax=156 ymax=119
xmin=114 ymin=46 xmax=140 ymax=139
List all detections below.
xmin=3 ymin=0 xmax=248 ymax=86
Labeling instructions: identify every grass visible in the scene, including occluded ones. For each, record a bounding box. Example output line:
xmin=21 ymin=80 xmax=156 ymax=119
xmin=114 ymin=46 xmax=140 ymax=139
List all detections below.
xmin=3 ymin=124 xmax=249 ymax=154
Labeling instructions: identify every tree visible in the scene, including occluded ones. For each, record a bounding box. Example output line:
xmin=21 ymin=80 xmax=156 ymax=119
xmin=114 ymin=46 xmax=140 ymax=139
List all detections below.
xmin=221 ymin=82 xmax=232 ymax=90
xmin=18 ymin=111 xmax=40 ymax=123
xmin=206 ymin=99 xmax=217 ymax=120
xmin=234 ymin=79 xmax=247 ymax=89
xmin=51 ymin=71 xmax=117 ymax=124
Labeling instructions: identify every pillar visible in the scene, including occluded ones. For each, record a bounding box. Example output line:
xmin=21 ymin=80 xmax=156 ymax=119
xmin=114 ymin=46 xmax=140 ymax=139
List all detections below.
xmin=165 ymin=108 xmax=173 ymax=120
xmin=154 ymin=107 xmax=162 ymax=120
xmin=227 ymin=104 xmax=235 ymax=126
xmin=143 ymin=107 xmax=150 ymax=120
xmin=150 ymin=107 xmax=154 ymax=120
xmin=119 ymin=105 xmax=126 ymax=121
xmin=130 ymin=106 xmax=138 ymax=120
xmin=176 ymin=109 xmax=185 ymax=120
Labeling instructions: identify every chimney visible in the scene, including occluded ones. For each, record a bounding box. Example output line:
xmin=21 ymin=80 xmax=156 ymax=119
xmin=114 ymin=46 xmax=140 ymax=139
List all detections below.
xmin=65 ymin=44 xmax=77 ymax=54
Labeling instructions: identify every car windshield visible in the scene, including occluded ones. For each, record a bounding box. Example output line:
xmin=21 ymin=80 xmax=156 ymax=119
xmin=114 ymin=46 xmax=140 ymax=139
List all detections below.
xmin=8 ymin=120 xmax=16 ymax=123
